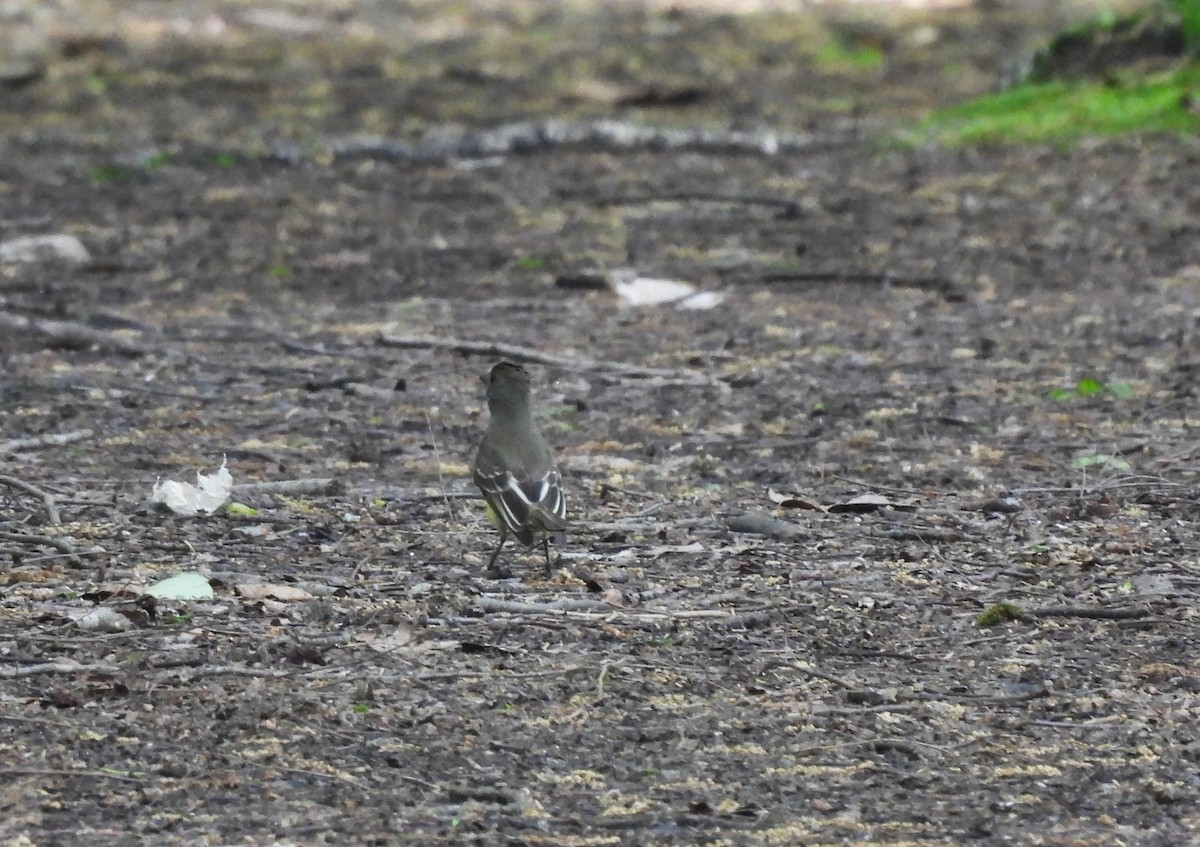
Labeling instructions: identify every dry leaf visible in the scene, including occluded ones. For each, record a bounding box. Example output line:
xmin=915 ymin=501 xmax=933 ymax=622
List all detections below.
xmin=767 ymin=488 xmax=827 ymax=511
xmin=235 ymin=583 xmax=313 ymax=602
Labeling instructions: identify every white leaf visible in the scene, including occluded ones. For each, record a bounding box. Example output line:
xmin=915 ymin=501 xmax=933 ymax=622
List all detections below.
xmin=235 ymin=583 xmax=313 ymax=602
xmin=146 ymin=572 xmax=215 ymax=601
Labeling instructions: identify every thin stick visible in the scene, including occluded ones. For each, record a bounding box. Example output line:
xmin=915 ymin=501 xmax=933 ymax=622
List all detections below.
xmin=762 ymin=271 xmax=956 ymax=292
xmin=830 ymin=475 xmax=934 ymax=498
xmin=0 ymin=661 xmax=120 ymax=678
xmin=588 ymin=191 xmax=803 ymax=218
xmin=0 ymin=474 xmax=62 ymax=524
xmin=0 ymin=429 xmax=94 ymax=453
xmin=476 ymin=598 xmax=613 ymax=614
xmin=425 ymin=411 xmax=455 ymax=522
xmin=0 ymin=767 xmax=145 ymax=783
xmin=378 ymin=332 xmax=717 ymax=385
xmin=1031 ymin=605 xmax=1153 ymax=621
xmin=0 ymin=530 xmax=75 ymax=554
xmin=0 ymin=312 xmax=149 ymax=355
xmin=232 ymin=478 xmax=340 ymax=496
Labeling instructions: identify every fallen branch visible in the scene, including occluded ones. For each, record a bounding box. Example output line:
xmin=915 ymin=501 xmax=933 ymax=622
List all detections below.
xmin=327 ymin=120 xmax=860 ymax=162
xmin=879 ymin=528 xmax=969 ymax=543
xmin=1031 ymin=605 xmax=1153 ymax=621
xmin=444 ymin=783 xmax=520 ymax=805
xmin=155 ymin=666 xmax=298 ymax=683
xmin=0 ymin=474 xmax=62 ymax=524
xmin=0 ymin=767 xmax=144 ymax=783
xmin=0 ymin=429 xmax=94 ymax=453
xmin=0 ymin=312 xmax=148 ymax=355
xmin=586 ymin=191 xmax=804 ymax=219
xmin=0 ymin=661 xmax=121 ymax=678
xmin=233 ymin=478 xmax=342 ymax=496
xmin=476 ymin=598 xmax=614 ymax=614
xmin=0 ymin=529 xmax=76 ymax=555
xmin=378 ymin=332 xmax=716 ymax=385
xmin=762 ymin=271 xmax=957 ymax=294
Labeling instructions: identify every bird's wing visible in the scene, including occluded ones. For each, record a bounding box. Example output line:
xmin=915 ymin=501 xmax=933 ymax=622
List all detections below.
xmin=474 ymin=468 xmax=567 ymax=541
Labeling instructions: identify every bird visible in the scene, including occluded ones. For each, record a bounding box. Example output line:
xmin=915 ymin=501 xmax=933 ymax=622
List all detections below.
xmin=472 ymin=361 xmax=568 ymax=575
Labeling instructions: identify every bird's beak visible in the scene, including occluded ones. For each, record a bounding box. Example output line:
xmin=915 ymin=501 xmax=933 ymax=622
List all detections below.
xmin=479 ymin=373 xmax=489 ymax=386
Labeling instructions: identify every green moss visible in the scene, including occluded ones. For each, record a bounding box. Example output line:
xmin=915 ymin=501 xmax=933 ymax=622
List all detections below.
xmin=815 ymin=38 xmax=884 ymax=72
xmin=514 ymin=256 xmax=546 ymax=271
xmin=90 ymin=164 xmax=136 ymax=183
xmin=905 ymin=64 xmax=1200 ymax=146
xmin=976 ymin=602 xmax=1029 ymax=627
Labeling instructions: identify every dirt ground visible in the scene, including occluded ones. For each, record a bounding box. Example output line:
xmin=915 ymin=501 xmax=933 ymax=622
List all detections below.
xmin=2 ymin=1 xmax=1199 ymax=844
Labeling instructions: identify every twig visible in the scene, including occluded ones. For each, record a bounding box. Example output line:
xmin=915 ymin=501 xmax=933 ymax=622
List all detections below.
xmin=425 ymin=411 xmax=455 ymax=523
xmin=1031 ymin=605 xmax=1153 ymax=621
xmin=0 ymin=311 xmax=149 ymax=355
xmin=277 ymin=338 xmax=374 ymax=359
xmin=598 ymin=483 xmax=657 ymax=500
xmin=476 ymin=598 xmax=614 ymax=614
xmin=878 ymin=528 xmax=968 ymax=543
xmin=0 ymin=661 xmax=120 ymax=678
xmin=415 ymin=665 xmax=590 ymax=683
xmin=155 ymin=666 xmax=299 ymax=683
xmin=473 ymin=597 xmax=760 ymax=624
xmin=831 ymin=475 xmax=934 ymax=498
xmin=928 ymin=688 xmax=1050 ymax=705
xmin=232 ymin=478 xmax=341 ymax=496
xmin=582 ymin=515 xmax=712 ymax=535
xmin=0 ymin=429 xmax=94 ymax=453
xmin=586 ymin=191 xmax=803 ymax=219
xmin=762 ymin=271 xmax=956 ymax=293
xmin=1011 ymin=479 xmax=1184 ymax=495
xmin=327 ymin=120 xmax=859 ymax=162
xmin=444 ymin=783 xmax=519 ymax=805
xmin=812 ymin=701 xmax=927 ymax=715
xmin=0 ymin=530 xmax=75 ymax=554
xmin=0 ymin=474 xmax=62 ymax=524
xmin=0 ymin=767 xmax=145 ymax=783
xmin=377 ymin=332 xmax=716 ymax=385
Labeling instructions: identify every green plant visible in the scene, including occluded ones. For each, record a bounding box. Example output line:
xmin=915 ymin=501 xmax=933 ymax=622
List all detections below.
xmin=1070 ymin=453 xmax=1132 ymax=470
xmin=1166 ymin=0 xmax=1200 ymax=49
xmin=1048 ymin=377 xmax=1133 ymax=400
xmin=210 ymin=152 xmax=238 ymax=170
xmin=90 ymin=164 xmax=135 ymax=183
xmin=906 ymin=64 xmax=1200 ymax=146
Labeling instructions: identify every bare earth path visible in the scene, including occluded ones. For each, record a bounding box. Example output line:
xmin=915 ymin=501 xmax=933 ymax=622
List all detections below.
xmin=1 ymin=1 xmax=1198 ymax=844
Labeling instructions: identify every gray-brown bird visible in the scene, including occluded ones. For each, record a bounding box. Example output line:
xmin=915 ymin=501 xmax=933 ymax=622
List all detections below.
xmin=472 ymin=362 xmax=568 ymax=574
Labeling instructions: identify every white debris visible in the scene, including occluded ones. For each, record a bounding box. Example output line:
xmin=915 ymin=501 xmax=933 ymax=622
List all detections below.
xmin=0 ymin=234 xmax=91 ymax=264
xmin=607 ymin=268 xmax=725 ymax=310
xmin=152 ymin=459 xmax=233 ymax=515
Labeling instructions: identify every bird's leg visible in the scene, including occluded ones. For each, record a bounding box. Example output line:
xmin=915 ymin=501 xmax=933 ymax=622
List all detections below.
xmin=486 ymin=525 xmax=507 ymax=569
xmin=541 ymin=534 xmax=552 ymax=576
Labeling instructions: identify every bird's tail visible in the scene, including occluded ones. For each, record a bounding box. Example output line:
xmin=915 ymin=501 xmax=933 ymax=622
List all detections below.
xmin=527 ymin=505 xmax=569 ymax=533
